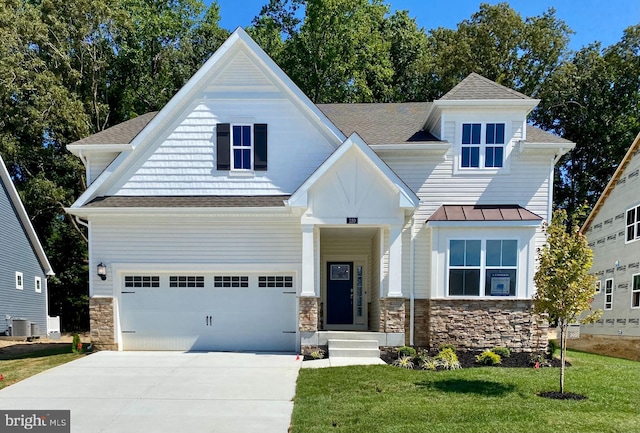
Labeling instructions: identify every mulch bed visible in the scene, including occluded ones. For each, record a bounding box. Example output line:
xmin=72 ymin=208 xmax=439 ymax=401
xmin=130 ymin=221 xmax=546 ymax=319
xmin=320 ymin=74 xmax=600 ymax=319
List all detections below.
xmin=537 ymin=391 xmax=587 ymax=400
xmin=379 ymin=347 xmax=567 ymax=369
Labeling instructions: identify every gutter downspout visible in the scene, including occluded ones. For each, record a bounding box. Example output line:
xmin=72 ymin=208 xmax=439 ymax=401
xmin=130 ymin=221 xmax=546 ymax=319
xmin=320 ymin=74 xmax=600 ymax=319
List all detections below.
xmin=548 ymin=148 xmax=564 ymax=220
xmin=75 ymin=216 xmax=92 ymax=297
xmin=409 ymin=218 xmax=416 ymax=346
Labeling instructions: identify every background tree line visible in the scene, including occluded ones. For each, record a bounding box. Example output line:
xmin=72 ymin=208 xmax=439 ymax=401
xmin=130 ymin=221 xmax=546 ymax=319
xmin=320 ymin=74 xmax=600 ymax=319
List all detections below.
xmin=1 ymin=0 xmax=638 ymax=330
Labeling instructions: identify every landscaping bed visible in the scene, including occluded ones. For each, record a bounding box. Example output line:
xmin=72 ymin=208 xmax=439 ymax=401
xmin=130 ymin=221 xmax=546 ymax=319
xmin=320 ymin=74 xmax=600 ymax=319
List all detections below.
xmin=379 ymin=346 xmax=565 ymax=369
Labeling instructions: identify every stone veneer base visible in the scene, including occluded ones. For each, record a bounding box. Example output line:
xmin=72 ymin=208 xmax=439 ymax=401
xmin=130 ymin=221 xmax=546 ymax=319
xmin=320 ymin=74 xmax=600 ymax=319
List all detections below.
xmin=89 ymin=297 xmax=117 ymax=350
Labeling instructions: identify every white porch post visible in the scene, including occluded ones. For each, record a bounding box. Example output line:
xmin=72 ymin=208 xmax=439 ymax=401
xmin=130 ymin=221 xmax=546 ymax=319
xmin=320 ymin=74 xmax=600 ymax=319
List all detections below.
xmin=301 ymin=224 xmax=316 ymax=296
xmin=387 ymin=224 xmax=403 ymax=297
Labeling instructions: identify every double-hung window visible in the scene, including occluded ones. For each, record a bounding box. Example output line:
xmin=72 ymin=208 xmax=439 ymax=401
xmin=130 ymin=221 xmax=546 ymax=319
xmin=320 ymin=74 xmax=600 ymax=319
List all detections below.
xmin=460 ymin=123 xmax=505 ymax=169
xmin=232 ymin=125 xmax=252 ymax=170
xmin=604 ymin=278 xmax=613 ymax=310
xmin=216 ymin=123 xmax=268 ymax=172
xmin=626 ymin=205 xmax=640 ymax=242
xmin=632 ymin=274 xmax=640 ymax=308
xmin=449 ymin=239 xmax=517 ymax=297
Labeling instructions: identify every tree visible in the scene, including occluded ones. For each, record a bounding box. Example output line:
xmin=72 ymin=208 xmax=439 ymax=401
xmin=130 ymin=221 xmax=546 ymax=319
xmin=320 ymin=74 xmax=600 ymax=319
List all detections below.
xmin=533 ymin=208 xmax=602 ymax=394
xmin=533 ymin=25 xmax=640 ymax=218
xmin=427 ymin=2 xmax=572 ymax=99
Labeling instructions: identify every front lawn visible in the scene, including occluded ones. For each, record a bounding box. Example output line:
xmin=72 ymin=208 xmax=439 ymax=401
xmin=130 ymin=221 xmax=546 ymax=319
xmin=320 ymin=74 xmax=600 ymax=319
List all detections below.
xmin=291 ymin=351 xmax=640 ymax=433
xmin=0 ymin=346 xmax=86 ymax=390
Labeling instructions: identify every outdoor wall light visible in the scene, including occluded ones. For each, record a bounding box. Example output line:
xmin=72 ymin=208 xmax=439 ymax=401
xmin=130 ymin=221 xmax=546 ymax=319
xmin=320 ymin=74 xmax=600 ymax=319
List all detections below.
xmin=97 ymin=262 xmax=107 ymax=281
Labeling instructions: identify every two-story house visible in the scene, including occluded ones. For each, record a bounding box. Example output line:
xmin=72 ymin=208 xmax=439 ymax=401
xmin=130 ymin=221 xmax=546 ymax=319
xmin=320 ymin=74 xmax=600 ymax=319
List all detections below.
xmin=66 ymin=28 xmax=572 ymax=354
xmin=582 ymin=132 xmax=640 ymax=337
xmin=1 ymin=154 xmax=54 ymax=337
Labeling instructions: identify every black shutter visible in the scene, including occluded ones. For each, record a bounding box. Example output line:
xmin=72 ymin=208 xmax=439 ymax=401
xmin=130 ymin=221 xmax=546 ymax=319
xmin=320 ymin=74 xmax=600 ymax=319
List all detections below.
xmin=216 ymin=123 xmax=230 ymax=170
xmin=254 ymin=123 xmax=268 ymax=171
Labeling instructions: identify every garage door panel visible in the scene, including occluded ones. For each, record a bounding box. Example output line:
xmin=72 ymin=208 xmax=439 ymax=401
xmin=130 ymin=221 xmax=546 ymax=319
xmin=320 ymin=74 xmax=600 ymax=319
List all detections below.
xmin=120 ymin=275 xmax=297 ymax=352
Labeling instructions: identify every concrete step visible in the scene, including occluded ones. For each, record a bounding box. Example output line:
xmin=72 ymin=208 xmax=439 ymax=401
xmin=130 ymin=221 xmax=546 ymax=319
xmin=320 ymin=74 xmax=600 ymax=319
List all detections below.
xmin=328 ymin=339 xmax=380 ymax=358
xmin=318 ymin=331 xmax=386 ymax=345
xmin=328 ymin=347 xmax=381 ymax=358
xmin=328 ymin=339 xmax=379 ymax=350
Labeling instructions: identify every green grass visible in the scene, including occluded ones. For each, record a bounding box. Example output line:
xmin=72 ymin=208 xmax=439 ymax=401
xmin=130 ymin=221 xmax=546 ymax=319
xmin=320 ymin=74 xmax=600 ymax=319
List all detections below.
xmin=291 ymin=351 xmax=640 ymax=433
xmin=0 ymin=346 xmax=86 ymax=390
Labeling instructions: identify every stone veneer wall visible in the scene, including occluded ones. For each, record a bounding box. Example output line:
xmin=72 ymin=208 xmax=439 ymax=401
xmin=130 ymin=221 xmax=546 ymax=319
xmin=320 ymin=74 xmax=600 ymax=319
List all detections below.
xmin=428 ymin=299 xmax=548 ymax=353
xmin=89 ymin=297 xmax=117 ymax=350
xmin=380 ymin=298 xmax=405 ymax=334
xmin=404 ymin=299 xmax=430 ymax=346
xmin=299 ymin=297 xmax=319 ymax=332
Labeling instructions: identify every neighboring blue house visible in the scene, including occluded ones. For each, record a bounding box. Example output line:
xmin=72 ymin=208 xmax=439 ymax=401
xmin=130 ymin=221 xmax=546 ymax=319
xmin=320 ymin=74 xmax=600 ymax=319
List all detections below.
xmin=0 ymin=154 xmax=54 ymax=337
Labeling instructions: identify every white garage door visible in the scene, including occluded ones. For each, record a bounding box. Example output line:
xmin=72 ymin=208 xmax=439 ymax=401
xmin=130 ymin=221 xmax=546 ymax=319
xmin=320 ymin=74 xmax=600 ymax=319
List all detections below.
xmin=119 ymin=274 xmax=297 ymax=351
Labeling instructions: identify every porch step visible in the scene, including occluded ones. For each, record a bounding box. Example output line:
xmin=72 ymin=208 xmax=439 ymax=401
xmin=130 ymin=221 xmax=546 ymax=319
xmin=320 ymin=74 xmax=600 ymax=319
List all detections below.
xmin=328 ymin=339 xmax=380 ymax=358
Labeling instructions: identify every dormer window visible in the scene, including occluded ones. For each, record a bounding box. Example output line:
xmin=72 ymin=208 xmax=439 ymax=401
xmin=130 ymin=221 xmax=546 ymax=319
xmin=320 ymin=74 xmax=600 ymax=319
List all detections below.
xmin=460 ymin=123 xmax=505 ymax=169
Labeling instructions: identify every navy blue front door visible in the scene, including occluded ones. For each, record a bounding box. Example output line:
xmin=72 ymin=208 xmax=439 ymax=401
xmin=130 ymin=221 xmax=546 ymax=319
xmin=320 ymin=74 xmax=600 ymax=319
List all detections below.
xmin=327 ymin=262 xmax=353 ymax=325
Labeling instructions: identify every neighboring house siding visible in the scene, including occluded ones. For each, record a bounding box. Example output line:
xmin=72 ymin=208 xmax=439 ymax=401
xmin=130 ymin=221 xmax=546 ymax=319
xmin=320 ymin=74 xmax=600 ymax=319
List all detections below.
xmin=90 ymin=215 xmax=303 ymax=297
xmin=584 ymin=148 xmax=640 ymax=337
xmin=0 ymin=180 xmax=47 ymax=335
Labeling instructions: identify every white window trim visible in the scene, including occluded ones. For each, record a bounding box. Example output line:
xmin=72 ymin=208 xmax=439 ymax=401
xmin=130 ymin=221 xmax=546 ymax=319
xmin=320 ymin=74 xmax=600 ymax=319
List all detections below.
xmin=230 ymin=124 xmax=254 ymax=172
xmin=35 ymin=276 xmax=42 ymax=293
xmin=604 ymin=278 xmax=614 ymax=310
xmin=632 ymin=274 xmax=640 ymax=309
xmin=625 ymin=204 xmax=640 ymax=243
xmin=16 ymin=272 xmax=23 ymax=290
xmin=446 ymin=238 xmax=519 ymax=298
xmin=454 ymin=122 xmax=510 ymax=175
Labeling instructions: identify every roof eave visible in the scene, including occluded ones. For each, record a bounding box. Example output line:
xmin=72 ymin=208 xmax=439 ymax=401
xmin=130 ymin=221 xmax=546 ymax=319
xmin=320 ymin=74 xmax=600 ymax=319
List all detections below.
xmin=426 ymin=220 xmax=542 ymax=228
xmin=67 ymin=144 xmax=133 ymax=157
xmin=65 ymin=206 xmax=293 ymax=218
xmin=434 ymin=99 xmax=540 ymax=112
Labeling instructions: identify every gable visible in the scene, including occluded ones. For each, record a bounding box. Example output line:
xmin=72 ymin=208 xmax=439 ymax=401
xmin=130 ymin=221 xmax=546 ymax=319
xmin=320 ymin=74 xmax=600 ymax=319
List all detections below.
xmin=583 ymin=131 xmax=640 ymax=232
xmin=289 ymin=133 xmax=419 ymax=223
xmin=0 ymin=156 xmax=53 ymax=275
xmin=71 ymin=28 xmax=345 ymax=206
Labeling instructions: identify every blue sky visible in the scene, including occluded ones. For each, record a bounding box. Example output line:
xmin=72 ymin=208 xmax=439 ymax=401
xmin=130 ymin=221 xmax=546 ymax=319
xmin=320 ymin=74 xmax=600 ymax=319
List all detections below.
xmin=210 ymin=0 xmax=639 ymax=51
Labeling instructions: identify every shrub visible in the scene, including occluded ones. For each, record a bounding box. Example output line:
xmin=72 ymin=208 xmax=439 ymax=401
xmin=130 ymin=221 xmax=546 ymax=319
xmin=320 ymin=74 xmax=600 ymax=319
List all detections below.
xmin=548 ymin=340 xmax=558 ymax=359
xmin=438 ymin=343 xmax=457 ymax=353
xmin=418 ymin=356 xmax=440 ymax=371
xmin=491 ymin=347 xmax=511 ymax=358
xmin=393 ymin=355 xmax=415 ymax=369
xmin=476 ymin=350 xmax=502 ymax=365
xmin=435 ymin=348 xmax=461 ymax=370
xmin=71 ymin=333 xmax=82 ymax=353
xmin=397 ymin=345 xmax=417 ymax=358
xmin=310 ymin=349 xmax=325 ymax=359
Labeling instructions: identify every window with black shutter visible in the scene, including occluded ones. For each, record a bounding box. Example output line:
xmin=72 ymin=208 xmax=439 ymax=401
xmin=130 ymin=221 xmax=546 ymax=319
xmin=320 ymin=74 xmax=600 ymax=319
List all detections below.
xmin=216 ymin=122 xmax=267 ymax=171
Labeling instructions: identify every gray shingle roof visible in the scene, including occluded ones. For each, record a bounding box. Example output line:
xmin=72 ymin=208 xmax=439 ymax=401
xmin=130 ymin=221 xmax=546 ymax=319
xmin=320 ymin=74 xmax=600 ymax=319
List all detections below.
xmin=525 ymin=125 xmax=573 ymax=144
xmin=317 ymin=103 xmax=441 ymax=144
xmin=72 ymin=112 xmax=159 ymax=145
xmin=439 ymin=73 xmax=531 ymax=101
xmin=84 ymin=195 xmax=290 ymax=208
xmin=427 ymin=204 xmax=542 ymax=222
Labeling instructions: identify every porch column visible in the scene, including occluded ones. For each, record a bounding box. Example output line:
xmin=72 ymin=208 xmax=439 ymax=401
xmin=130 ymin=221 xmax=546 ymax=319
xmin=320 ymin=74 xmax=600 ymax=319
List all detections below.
xmin=387 ymin=224 xmax=403 ymax=297
xmin=301 ymin=223 xmax=316 ymax=296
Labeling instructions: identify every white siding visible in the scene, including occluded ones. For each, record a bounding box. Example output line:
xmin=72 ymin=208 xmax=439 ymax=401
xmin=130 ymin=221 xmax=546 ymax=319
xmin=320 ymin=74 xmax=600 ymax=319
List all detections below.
xmin=88 ymin=153 xmax=119 ymax=185
xmin=91 ymin=215 xmax=302 ymax=297
xmin=112 ymin=99 xmax=334 ymax=196
xmin=413 ymin=224 xmax=431 ymax=299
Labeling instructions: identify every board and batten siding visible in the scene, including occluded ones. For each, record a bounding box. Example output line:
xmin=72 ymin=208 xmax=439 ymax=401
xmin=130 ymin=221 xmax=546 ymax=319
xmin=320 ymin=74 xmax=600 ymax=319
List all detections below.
xmin=90 ymin=215 xmax=303 ymax=297
xmin=0 ymin=180 xmax=47 ymax=335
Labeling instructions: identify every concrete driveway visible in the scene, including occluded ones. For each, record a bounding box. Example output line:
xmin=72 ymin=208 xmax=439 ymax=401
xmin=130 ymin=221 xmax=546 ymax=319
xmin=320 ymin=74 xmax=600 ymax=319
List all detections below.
xmin=0 ymin=351 xmax=302 ymax=433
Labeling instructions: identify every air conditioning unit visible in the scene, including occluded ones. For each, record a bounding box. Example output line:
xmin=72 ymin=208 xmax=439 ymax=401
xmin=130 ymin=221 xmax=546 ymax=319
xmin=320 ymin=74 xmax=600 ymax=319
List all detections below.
xmin=11 ymin=319 xmax=31 ymax=337
xmin=30 ymin=323 xmax=40 ymax=337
